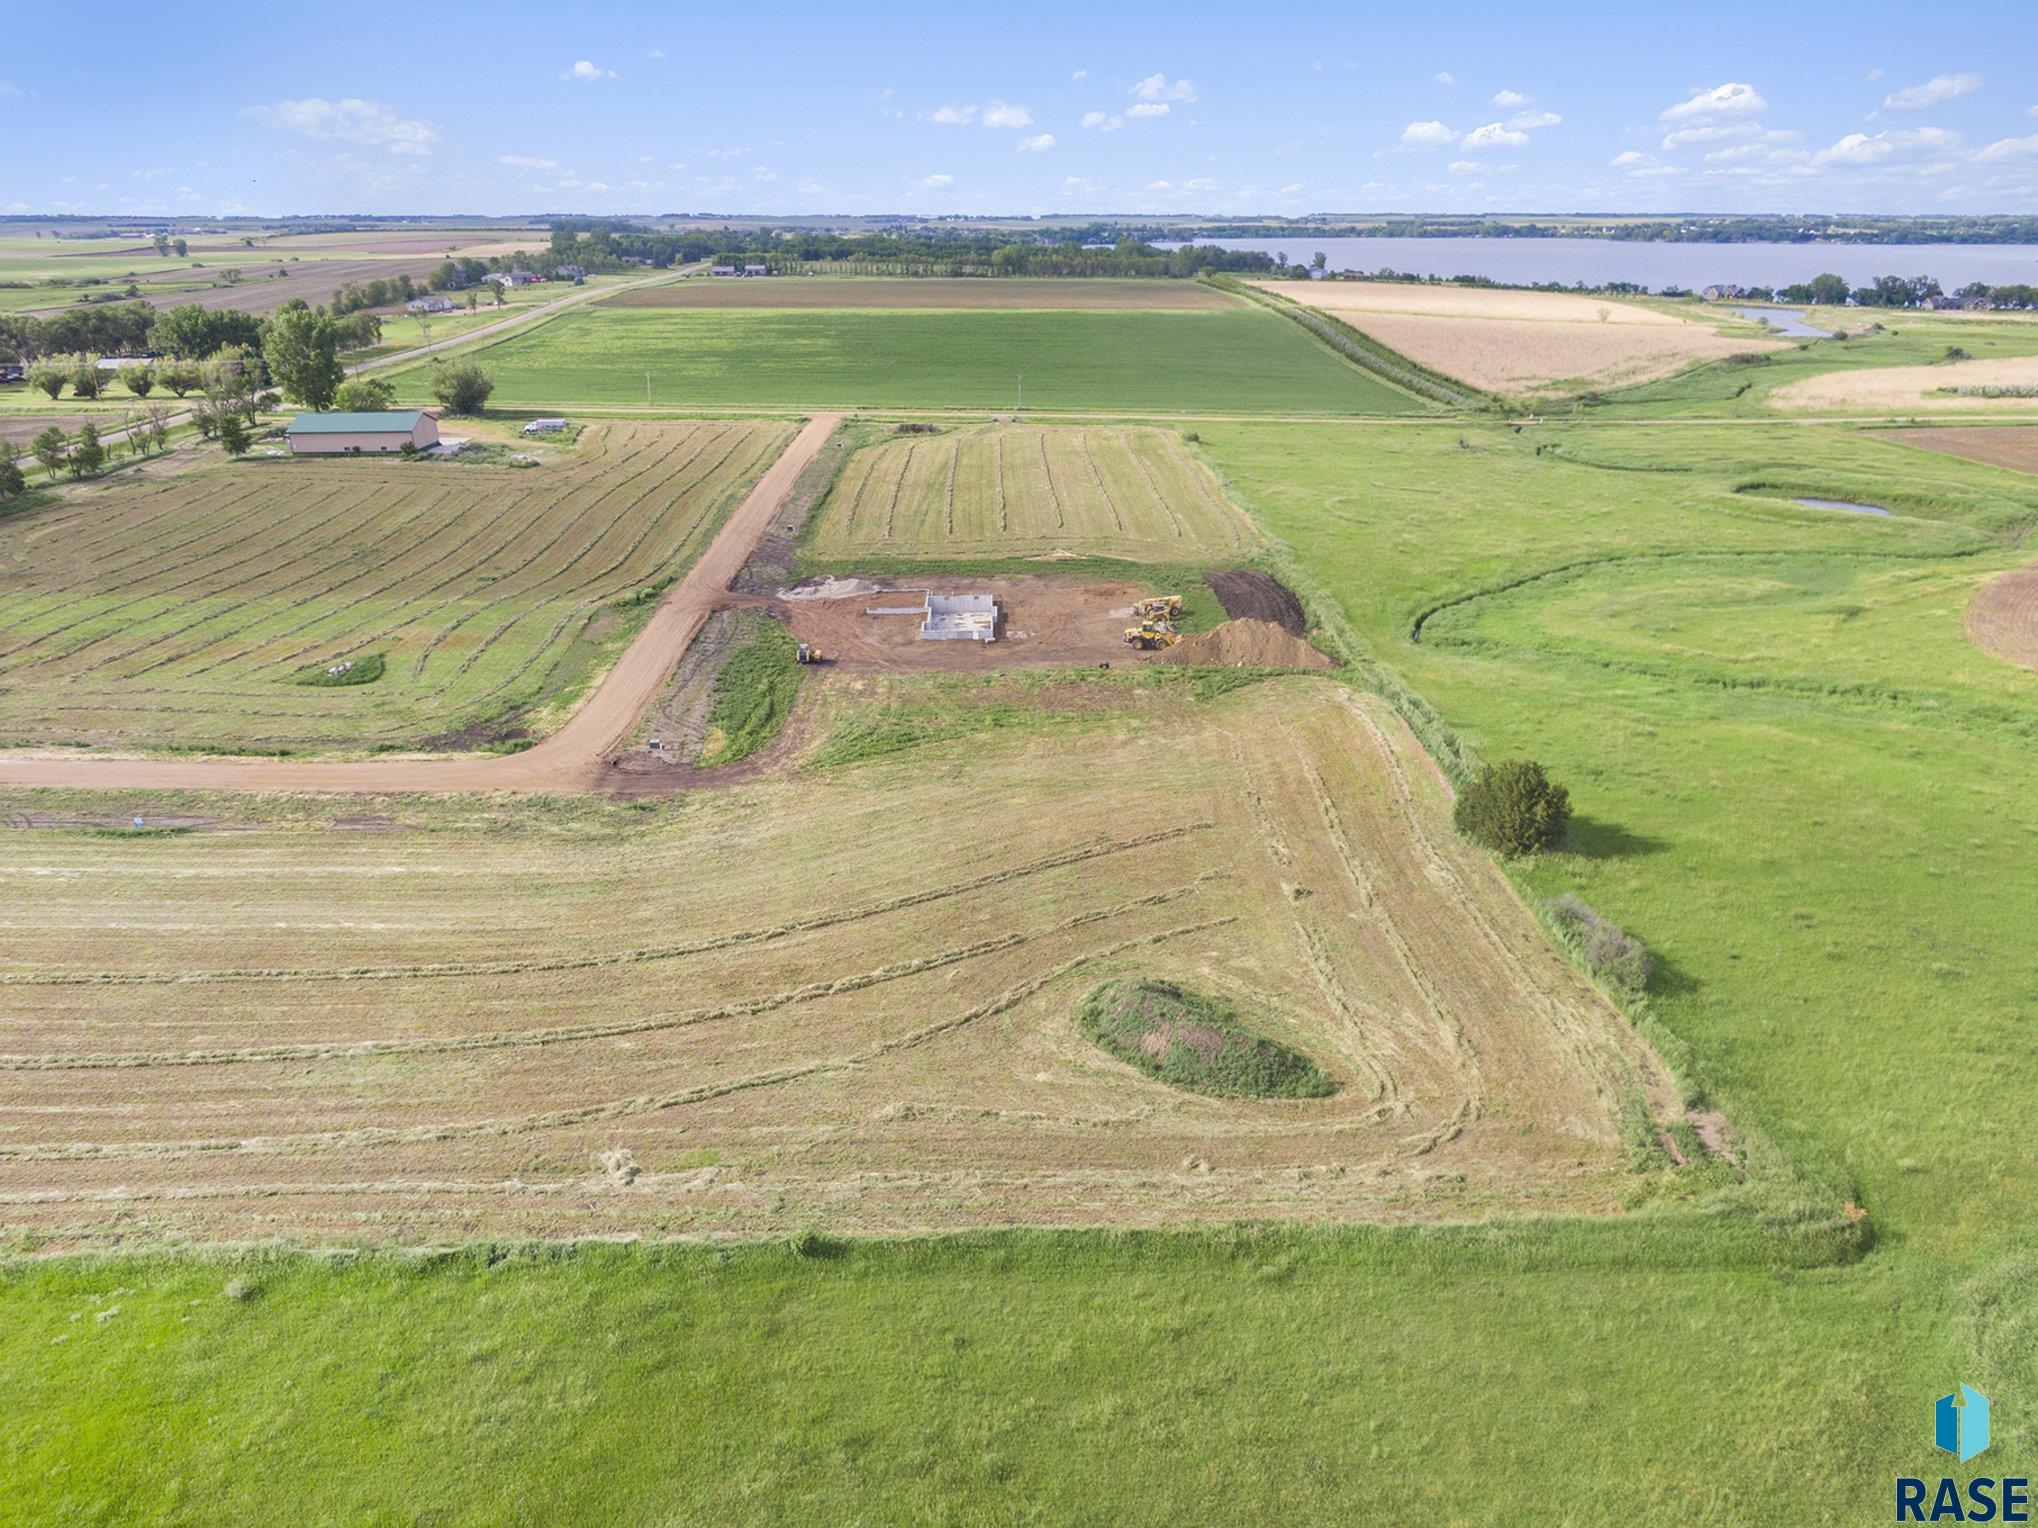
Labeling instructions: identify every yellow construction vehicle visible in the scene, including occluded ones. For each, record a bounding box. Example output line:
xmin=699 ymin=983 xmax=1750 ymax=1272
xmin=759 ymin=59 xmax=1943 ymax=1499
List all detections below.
xmin=795 ymin=642 xmax=822 ymax=664
xmin=1122 ymin=622 xmax=1181 ymax=651
xmin=1132 ymin=595 xmax=1183 ymax=622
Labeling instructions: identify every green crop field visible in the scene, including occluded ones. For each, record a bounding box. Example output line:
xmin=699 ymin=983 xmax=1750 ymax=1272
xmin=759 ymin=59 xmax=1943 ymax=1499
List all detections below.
xmin=805 ymin=422 xmax=1258 ymax=561
xmin=0 ymin=420 xmax=793 ymax=752
xmin=384 ymin=306 xmax=1428 ymax=414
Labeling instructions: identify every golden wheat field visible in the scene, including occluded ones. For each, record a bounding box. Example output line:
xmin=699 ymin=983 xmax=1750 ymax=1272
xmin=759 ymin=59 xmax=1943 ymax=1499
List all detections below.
xmin=1770 ymin=354 xmax=2038 ymax=414
xmin=1254 ymin=279 xmax=1787 ymax=396
xmin=806 ymin=423 xmax=1258 ymax=561
xmin=0 ymin=679 xmax=1676 ymax=1247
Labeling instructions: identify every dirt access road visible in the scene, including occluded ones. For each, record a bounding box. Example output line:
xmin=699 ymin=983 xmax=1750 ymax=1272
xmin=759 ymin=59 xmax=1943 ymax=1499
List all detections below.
xmin=0 ymin=412 xmax=844 ymax=795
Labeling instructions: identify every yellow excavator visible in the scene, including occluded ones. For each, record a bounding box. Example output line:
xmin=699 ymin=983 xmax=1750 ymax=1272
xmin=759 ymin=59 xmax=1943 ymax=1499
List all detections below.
xmin=1123 ymin=620 xmax=1181 ymax=651
xmin=795 ymin=642 xmax=822 ymax=664
xmin=1124 ymin=594 xmax=1184 ymax=650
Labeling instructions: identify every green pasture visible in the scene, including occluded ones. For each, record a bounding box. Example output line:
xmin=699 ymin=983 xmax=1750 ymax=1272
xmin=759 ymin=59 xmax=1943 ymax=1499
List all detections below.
xmin=383 ymin=306 xmax=1428 ymax=415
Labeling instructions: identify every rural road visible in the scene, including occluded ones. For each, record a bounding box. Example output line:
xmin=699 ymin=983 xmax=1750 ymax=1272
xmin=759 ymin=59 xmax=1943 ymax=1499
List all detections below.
xmin=0 ymin=412 xmax=844 ymax=796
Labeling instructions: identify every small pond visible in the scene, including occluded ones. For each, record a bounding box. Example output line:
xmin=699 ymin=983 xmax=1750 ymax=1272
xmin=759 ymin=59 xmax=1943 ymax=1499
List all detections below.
xmin=1797 ymin=497 xmax=1891 ymax=516
xmin=1725 ymin=306 xmax=1835 ymax=339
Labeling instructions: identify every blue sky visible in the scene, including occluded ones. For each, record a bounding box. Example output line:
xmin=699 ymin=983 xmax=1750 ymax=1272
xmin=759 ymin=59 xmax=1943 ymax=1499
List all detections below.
xmin=7 ymin=0 xmax=2038 ymax=218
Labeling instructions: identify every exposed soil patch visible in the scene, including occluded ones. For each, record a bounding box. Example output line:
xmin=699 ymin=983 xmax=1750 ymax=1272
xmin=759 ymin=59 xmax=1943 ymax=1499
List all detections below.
xmin=418 ymin=709 xmax=532 ymax=753
xmin=781 ymin=576 xmax=1169 ymax=672
xmin=0 ymin=414 xmax=94 ymax=446
xmin=1207 ymin=569 xmax=1307 ymax=634
xmin=1873 ymin=426 xmax=2038 ymax=476
xmin=1966 ymin=564 xmax=2038 ymax=673
xmin=1156 ymin=619 xmax=1337 ymax=670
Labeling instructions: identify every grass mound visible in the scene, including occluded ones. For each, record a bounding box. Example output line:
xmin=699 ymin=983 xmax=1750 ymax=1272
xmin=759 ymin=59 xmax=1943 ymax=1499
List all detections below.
xmin=294 ymin=652 xmax=384 ymax=687
xmin=1076 ymin=979 xmax=1334 ymax=1099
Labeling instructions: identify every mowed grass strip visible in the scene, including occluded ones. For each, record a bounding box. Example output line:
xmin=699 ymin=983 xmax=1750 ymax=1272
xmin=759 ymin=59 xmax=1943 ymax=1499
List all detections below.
xmin=387 ymin=308 xmax=1426 ymax=415
xmin=596 ymin=277 xmax=1243 ymax=310
xmin=808 ymin=423 xmax=1257 ymax=561
xmin=0 ymin=420 xmax=795 ymax=753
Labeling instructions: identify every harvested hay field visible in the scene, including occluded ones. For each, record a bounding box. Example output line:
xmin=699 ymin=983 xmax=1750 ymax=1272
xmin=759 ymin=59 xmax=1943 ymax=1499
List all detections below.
xmin=807 ymin=424 xmax=1256 ymax=562
xmin=599 ymin=278 xmax=1238 ymax=310
xmin=1772 ymin=356 xmax=2038 ymax=415
xmin=0 ymin=680 xmax=1673 ymax=1247
xmin=1157 ymin=619 xmax=1336 ymax=669
xmin=1966 ymin=565 xmax=2038 ymax=673
xmin=1871 ymin=428 xmax=2038 ymax=474
xmin=1254 ymin=279 xmax=1786 ymax=396
xmin=0 ymin=420 xmax=795 ymax=754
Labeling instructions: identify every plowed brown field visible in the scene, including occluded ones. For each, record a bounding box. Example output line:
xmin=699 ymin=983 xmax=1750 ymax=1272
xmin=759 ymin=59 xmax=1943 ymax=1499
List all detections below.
xmin=1966 ymin=564 xmax=2038 ymax=672
xmin=0 ymin=681 xmax=1672 ymax=1247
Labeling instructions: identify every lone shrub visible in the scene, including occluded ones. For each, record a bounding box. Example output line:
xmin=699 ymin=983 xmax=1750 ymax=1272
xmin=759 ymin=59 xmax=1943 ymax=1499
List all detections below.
xmin=1453 ymin=758 xmax=1570 ymax=856
xmin=430 ymin=357 xmax=495 ymax=415
xmin=1545 ymin=893 xmax=1654 ymax=995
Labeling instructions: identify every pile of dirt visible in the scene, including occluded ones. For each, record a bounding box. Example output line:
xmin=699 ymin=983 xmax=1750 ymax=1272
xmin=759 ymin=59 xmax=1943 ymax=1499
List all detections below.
xmin=1206 ymin=569 xmax=1307 ymax=634
xmin=1156 ymin=619 xmax=1337 ymax=670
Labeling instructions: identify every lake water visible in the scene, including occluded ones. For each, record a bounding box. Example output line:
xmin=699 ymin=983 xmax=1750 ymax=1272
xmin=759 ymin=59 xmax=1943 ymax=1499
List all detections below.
xmin=1797 ymin=497 xmax=1892 ymax=517
xmin=1725 ymin=305 xmax=1833 ymax=339
xmin=1171 ymin=237 xmax=2038 ymax=293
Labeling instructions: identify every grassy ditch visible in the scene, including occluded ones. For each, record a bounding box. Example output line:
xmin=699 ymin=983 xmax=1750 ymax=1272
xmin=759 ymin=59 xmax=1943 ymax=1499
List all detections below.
xmin=697 ymin=615 xmax=802 ymax=767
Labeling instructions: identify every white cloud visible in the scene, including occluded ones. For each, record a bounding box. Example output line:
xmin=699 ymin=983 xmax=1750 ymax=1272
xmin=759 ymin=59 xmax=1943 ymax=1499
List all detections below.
xmin=1016 ymin=132 xmax=1055 ymax=152
xmin=1628 ymin=164 xmax=1683 ymax=179
xmin=1975 ymin=135 xmax=2038 ymax=162
xmin=1609 ymin=150 xmax=1656 ymax=168
xmin=1492 ymin=89 xmax=1530 ymax=108
xmin=1865 ymin=68 xmax=1885 ymax=82
xmin=498 ymin=154 xmax=557 ymax=170
xmin=2027 ymin=104 xmax=2038 ymax=118
xmin=1446 ymin=161 xmax=1481 ymax=175
xmin=1882 ymin=73 xmax=1980 ymax=111
xmin=1401 ymin=119 xmax=1458 ymax=148
xmin=1183 ymin=177 xmax=1218 ymax=191
xmin=1147 ymin=179 xmax=1173 ymax=191
xmin=244 ymin=97 xmax=438 ymax=156
xmin=1072 ymin=68 xmax=1087 ymax=81
xmin=563 ymin=60 xmax=617 ymax=82
xmin=1508 ymin=109 xmax=1562 ymax=130
xmin=703 ymin=146 xmax=748 ymax=159
xmin=927 ymin=103 xmax=975 ymax=125
xmin=0 ymin=80 xmax=19 ymax=98
xmin=981 ymin=101 xmax=1033 ymax=129
xmin=1812 ymin=126 xmax=1964 ymax=166
xmin=1432 ymin=71 xmax=1454 ymax=86
xmin=1130 ymin=73 xmax=1197 ymax=104
xmin=1461 ymin=122 xmax=1529 ymax=150
xmin=1661 ymin=121 xmax=1801 ymax=152
xmin=1703 ymin=142 xmax=1805 ymax=166
xmin=1080 ymin=110 xmax=1108 ymax=129
xmin=1660 ymin=82 xmax=1767 ymax=122
xmin=645 ymin=47 xmax=665 ymax=60
xmin=919 ymin=173 xmax=954 ymax=189
xmin=1125 ymin=102 xmax=1171 ymax=120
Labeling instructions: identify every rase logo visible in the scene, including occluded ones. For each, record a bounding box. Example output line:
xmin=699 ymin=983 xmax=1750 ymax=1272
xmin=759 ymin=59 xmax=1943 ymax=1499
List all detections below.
xmin=1898 ymin=1385 xmax=2028 ymax=1522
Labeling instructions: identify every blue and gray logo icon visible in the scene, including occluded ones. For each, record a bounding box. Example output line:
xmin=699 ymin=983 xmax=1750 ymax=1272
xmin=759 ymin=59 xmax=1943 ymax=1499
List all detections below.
xmin=1936 ymin=1384 xmax=1991 ymax=1464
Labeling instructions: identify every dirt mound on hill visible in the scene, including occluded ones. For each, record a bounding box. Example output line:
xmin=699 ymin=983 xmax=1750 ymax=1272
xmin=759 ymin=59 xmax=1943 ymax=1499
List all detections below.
xmin=1206 ymin=570 xmax=1307 ymax=634
xmin=1156 ymin=619 xmax=1337 ymax=670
